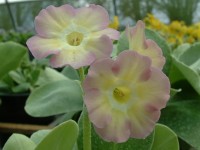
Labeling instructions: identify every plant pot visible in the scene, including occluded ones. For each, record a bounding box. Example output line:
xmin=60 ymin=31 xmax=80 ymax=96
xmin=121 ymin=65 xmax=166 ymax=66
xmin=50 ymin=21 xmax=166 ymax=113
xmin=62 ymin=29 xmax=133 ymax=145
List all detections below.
xmin=0 ymin=93 xmax=53 ymax=125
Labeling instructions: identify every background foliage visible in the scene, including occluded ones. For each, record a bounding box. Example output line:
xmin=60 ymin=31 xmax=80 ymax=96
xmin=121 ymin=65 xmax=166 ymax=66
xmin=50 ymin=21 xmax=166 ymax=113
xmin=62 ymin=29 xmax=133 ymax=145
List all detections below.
xmin=1 ymin=0 xmax=200 ymax=31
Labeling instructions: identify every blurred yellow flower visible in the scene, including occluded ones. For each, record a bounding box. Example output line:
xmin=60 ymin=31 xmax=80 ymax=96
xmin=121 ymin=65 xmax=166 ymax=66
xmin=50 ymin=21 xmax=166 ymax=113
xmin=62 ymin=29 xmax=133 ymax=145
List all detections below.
xmin=186 ymin=36 xmax=195 ymax=43
xmin=144 ymin=14 xmax=200 ymax=47
xmin=109 ymin=16 xmax=119 ymax=30
xmin=144 ymin=14 xmax=163 ymax=30
xmin=168 ymin=21 xmax=187 ymax=37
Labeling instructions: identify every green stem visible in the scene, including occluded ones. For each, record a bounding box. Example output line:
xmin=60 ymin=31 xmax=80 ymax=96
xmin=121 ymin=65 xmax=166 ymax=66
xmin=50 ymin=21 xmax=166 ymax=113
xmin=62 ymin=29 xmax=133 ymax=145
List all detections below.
xmin=78 ymin=68 xmax=91 ymax=150
xmin=113 ymin=143 xmax=118 ymax=150
xmin=83 ymin=105 xmax=91 ymax=150
xmin=78 ymin=67 xmax=85 ymax=83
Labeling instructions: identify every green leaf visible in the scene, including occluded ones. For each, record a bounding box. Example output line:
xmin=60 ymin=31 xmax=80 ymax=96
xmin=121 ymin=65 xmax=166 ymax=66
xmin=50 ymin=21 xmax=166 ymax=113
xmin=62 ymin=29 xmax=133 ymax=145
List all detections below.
xmin=151 ymin=124 xmax=179 ymax=150
xmin=36 ymin=67 xmax=67 ymax=86
xmin=0 ymin=74 xmax=14 ymax=93
xmin=171 ymin=80 xmax=200 ymax=100
xmin=170 ymin=88 xmax=182 ymax=98
xmin=9 ymin=70 xmax=26 ymax=84
xmin=29 ymin=68 xmax=41 ymax=85
xmin=61 ymin=66 xmax=80 ymax=80
xmin=117 ymin=134 xmax=154 ymax=150
xmin=3 ymin=134 xmax=36 ymax=150
xmin=145 ymin=29 xmax=172 ymax=75
xmin=116 ymin=31 xmax=129 ymax=55
xmin=77 ymin=112 xmax=154 ymax=150
xmin=30 ymin=130 xmax=51 ymax=145
xmin=159 ymin=100 xmax=200 ymax=150
xmin=35 ymin=120 xmax=79 ymax=150
xmin=25 ymin=79 xmax=83 ymax=117
xmin=171 ymin=43 xmax=200 ymax=95
xmin=168 ymin=44 xmax=188 ymax=85
xmin=50 ymin=111 xmax=78 ymax=126
xmin=12 ymin=82 xmax=30 ymax=93
xmin=0 ymin=41 xmax=27 ymax=79
xmin=111 ymin=43 xmax=118 ymax=57
xmin=169 ymin=64 xmax=185 ymax=84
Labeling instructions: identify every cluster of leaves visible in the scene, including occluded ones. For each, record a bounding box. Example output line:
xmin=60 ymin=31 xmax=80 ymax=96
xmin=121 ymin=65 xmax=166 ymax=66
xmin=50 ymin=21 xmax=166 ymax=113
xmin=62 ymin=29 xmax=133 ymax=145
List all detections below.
xmin=2 ymin=27 xmax=200 ymax=149
xmin=155 ymin=0 xmax=199 ymax=25
xmin=144 ymin=14 xmax=200 ymax=47
xmin=0 ymin=31 xmax=33 ymax=46
xmin=0 ymin=42 xmax=49 ymax=94
xmin=3 ymin=120 xmax=178 ymax=150
xmin=3 ymin=120 xmax=79 ymax=150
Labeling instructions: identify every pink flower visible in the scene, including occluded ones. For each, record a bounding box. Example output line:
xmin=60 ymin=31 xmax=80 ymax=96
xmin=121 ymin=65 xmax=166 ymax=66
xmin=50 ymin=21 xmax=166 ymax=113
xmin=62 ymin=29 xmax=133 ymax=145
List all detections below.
xmin=27 ymin=4 xmax=119 ymax=69
xmin=83 ymin=50 xmax=170 ymax=143
xmin=126 ymin=21 xmax=165 ymax=69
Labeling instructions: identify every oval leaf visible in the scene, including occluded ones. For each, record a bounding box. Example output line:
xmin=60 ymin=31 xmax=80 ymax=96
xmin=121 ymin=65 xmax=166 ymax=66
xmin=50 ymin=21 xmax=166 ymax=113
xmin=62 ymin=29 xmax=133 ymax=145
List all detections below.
xmin=116 ymin=31 xmax=129 ymax=55
xmin=0 ymin=41 xmax=27 ymax=79
xmin=30 ymin=130 xmax=51 ymax=145
xmin=3 ymin=134 xmax=36 ymax=150
xmin=171 ymin=43 xmax=200 ymax=95
xmin=35 ymin=120 xmax=79 ymax=150
xmin=36 ymin=67 xmax=67 ymax=86
xmin=160 ymin=100 xmax=200 ymax=150
xmin=61 ymin=66 xmax=80 ymax=80
xmin=151 ymin=124 xmax=179 ymax=150
xmin=25 ymin=79 xmax=83 ymax=117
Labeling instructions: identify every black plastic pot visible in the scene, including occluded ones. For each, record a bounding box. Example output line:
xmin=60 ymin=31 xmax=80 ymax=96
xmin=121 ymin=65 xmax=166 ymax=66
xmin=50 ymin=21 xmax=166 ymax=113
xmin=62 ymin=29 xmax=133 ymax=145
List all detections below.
xmin=0 ymin=93 xmax=53 ymax=124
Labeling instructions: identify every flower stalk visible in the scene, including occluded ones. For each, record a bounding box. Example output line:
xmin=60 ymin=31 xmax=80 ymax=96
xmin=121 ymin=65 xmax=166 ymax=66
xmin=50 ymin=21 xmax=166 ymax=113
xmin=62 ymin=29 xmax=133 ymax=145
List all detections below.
xmin=78 ymin=67 xmax=91 ymax=150
xmin=113 ymin=143 xmax=118 ymax=150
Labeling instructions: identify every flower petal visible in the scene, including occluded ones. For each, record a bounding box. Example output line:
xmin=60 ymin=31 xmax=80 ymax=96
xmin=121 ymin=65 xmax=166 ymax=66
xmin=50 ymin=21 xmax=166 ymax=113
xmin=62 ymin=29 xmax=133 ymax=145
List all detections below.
xmin=84 ymin=88 xmax=112 ymax=128
xmin=127 ymin=102 xmax=160 ymax=138
xmin=114 ymin=50 xmax=152 ymax=82
xmin=94 ymin=109 xmax=130 ymax=143
xmin=92 ymin=28 xmax=120 ymax=40
xmin=85 ymin=35 xmax=113 ymax=59
xmin=129 ymin=68 xmax=170 ymax=138
xmin=75 ymin=4 xmax=109 ymax=32
xmin=26 ymin=36 xmax=62 ymax=58
xmin=136 ymin=67 xmax=170 ymax=109
xmin=84 ymin=71 xmax=131 ymax=143
xmin=50 ymin=46 xmax=94 ymax=69
xmin=84 ymin=58 xmax=115 ymax=90
xmin=126 ymin=20 xmax=146 ymax=51
xmin=50 ymin=35 xmax=112 ymax=69
xmin=35 ymin=4 xmax=75 ymax=38
xmin=142 ymin=39 xmax=165 ymax=69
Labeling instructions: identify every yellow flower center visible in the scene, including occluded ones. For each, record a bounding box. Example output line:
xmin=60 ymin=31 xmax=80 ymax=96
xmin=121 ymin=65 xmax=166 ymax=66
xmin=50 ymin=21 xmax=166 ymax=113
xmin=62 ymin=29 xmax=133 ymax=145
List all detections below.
xmin=113 ymin=87 xmax=131 ymax=103
xmin=66 ymin=32 xmax=84 ymax=46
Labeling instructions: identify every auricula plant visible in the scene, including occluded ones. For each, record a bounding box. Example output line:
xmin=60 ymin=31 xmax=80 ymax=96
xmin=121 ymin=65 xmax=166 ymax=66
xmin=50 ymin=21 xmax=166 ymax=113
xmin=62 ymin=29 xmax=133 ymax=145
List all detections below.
xmin=3 ymin=3 xmax=177 ymax=150
xmin=84 ymin=50 xmax=170 ymax=142
xmin=27 ymin=4 xmax=119 ymax=69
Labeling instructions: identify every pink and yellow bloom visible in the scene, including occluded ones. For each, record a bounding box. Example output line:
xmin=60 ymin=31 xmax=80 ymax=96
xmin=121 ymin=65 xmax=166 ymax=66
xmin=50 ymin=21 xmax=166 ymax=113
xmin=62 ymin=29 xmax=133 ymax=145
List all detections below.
xmin=83 ymin=50 xmax=170 ymax=143
xmin=27 ymin=4 xmax=119 ymax=69
xmin=126 ymin=21 xmax=165 ymax=69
